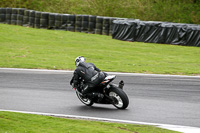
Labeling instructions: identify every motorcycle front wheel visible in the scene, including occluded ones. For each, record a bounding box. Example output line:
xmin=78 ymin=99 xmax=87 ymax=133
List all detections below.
xmin=76 ymin=90 xmax=94 ymax=106
xmin=109 ymin=87 xmax=129 ymax=109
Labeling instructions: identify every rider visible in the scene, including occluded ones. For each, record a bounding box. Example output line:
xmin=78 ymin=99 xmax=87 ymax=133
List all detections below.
xmin=72 ymin=56 xmax=106 ymax=99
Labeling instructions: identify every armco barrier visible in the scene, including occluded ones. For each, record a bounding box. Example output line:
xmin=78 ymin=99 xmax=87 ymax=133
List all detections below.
xmin=0 ymin=7 xmax=199 ymax=47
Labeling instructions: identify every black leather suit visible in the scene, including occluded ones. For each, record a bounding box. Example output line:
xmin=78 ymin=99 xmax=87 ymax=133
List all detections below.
xmin=73 ymin=62 xmax=105 ymax=94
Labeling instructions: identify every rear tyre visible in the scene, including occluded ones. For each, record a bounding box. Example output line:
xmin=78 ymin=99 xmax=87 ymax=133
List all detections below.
xmin=109 ymin=87 xmax=129 ymax=109
xmin=76 ymin=90 xmax=94 ymax=106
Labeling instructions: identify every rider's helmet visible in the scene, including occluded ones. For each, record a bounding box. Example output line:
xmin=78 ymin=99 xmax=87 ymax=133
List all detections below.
xmin=75 ymin=56 xmax=85 ymax=67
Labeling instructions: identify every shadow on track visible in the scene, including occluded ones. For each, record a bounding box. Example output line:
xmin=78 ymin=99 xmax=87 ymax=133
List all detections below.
xmin=75 ymin=105 xmax=129 ymax=112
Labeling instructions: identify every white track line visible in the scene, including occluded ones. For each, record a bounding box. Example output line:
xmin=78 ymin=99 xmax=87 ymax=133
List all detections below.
xmin=0 ymin=109 xmax=200 ymax=133
xmin=1 ymin=68 xmax=200 ymax=78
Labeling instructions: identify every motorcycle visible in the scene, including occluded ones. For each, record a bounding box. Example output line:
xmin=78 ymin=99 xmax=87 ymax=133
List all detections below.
xmin=70 ymin=75 xmax=129 ymax=109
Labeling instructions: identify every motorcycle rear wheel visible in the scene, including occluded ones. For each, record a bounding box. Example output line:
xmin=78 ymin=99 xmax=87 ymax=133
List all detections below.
xmin=109 ymin=87 xmax=129 ymax=109
xmin=76 ymin=90 xmax=94 ymax=106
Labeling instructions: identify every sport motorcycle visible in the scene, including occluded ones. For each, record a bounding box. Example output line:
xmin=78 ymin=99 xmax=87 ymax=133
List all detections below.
xmin=70 ymin=75 xmax=129 ymax=109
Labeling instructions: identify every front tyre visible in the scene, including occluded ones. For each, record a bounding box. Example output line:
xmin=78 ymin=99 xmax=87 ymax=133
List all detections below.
xmin=109 ymin=87 xmax=129 ymax=109
xmin=76 ymin=90 xmax=94 ymax=106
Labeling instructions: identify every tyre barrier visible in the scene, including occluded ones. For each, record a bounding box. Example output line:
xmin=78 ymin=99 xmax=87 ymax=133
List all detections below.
xmin=0 ymin=8 xmax=199 ymax=47
xmin=48 ymin=13 xmax=56 ymax=29
xmin=102 ymin=17 xmax=110 ymax=35
xmin=88 ymin=15 xmax=96 ymax=34
xmin=11 ymin=8 xmax=18 ymax=25
xmin=23 ymin=10 xmax=30 ymax=26
xmin=5 ymin=8 xmax=12 ymax=24
xmin=67 ymin=14 xmax=75 ymax=32
xmin=29 ymin=10 xmax=35 ymax=28
xmin=0 ymin=8 xmax=6 ymax=23
xmin=112 ymin=19 xmax=200 ymax=47
xmin=82 ymin=15 xmax=89 ymax=33
xmin=75 ymin=15 xmax=82 ymax=32
xmin=34 ymin=11 xmax=41 ymax=28
xmin=61 ymin=14 xmax=69 ymax=30
xmin=40 ymin=12 xmax=49 ymax=29
xmin=17 ymin=8 xmax=25 ymax=26
xmin=55 ymin=14 xmax=62 ymax=30
xmin=0 ymin=8 xmax=117 ymax=36
xmin=109 ymin=17 xmax=117 ymax=36
xmin=95 ymin=16 xmax=103 ymax=35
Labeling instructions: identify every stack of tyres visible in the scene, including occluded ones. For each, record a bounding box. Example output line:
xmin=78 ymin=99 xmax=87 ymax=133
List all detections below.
xmin=17 ymin=8 xmax=25 ymax=26
xmin=40 ymin=12 xmax=49 ymax=29
xmin=29 ymin=10 xmax=35 ymax=27
xmin=48 ymin=13 xmax=56 ymax=29
xmin=67 ymin=14 xmax=75 ymax=31
xmin=75 ymin=15 xmax=82 ymax=32
xmin=102 ymin=17 xmax=110 ymax=35
xmin=55 ymin=14 xmax=62 ymax=30
xmin=0 ymin=8 xmax=6 ymax=23
xmin=6 ymin=8 xmax=12 ymax=24
xmin=61 ymin=14 xmax=69 ymax=30
xmin=34 ymin=11 xmax=41 ymax=28
xmin=109 ymin=17 xmax=116 ymax=36
xmin=11 ymin=8 xmax=18 ymax=25
xmin=82 ymin=15 xmax=89 ymax=33
xmin=95 ymin=16 xmax=103 ymax=34
xmin=23 ymin=10 xmax=30 ymax=26
xmin=88 ymin=15 xmax=96 ymax=34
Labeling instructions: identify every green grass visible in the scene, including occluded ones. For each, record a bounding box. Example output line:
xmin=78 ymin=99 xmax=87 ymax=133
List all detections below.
xmin=0 ymin=111 xmax=180 ymax=133
xmin=0 ymin=24 xmax=200 ymax=75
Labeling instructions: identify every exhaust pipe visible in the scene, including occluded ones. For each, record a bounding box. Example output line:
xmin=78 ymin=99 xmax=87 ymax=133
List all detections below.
xmin=118 ymin=80 xmax=124 ymax=89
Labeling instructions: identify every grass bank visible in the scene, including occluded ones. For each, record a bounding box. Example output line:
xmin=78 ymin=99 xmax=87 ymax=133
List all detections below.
xmin=0 ymin=24 xmax=200 ymax=75
xmin=0 ymin=111 xmax=180 ymax=133
xmin=0 ymin=0 xmax=199 ymax=24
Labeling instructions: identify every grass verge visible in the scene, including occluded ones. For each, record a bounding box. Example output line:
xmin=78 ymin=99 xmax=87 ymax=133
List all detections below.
xmin=0 ymin=24 xmax=200 ymax=75
xmin=0 ymin=111 xmax=180 ymax=133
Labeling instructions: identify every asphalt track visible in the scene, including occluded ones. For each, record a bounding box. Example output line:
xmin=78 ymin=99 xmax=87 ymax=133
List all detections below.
xmin=0 ymin=68 xmax=200 ymax=132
